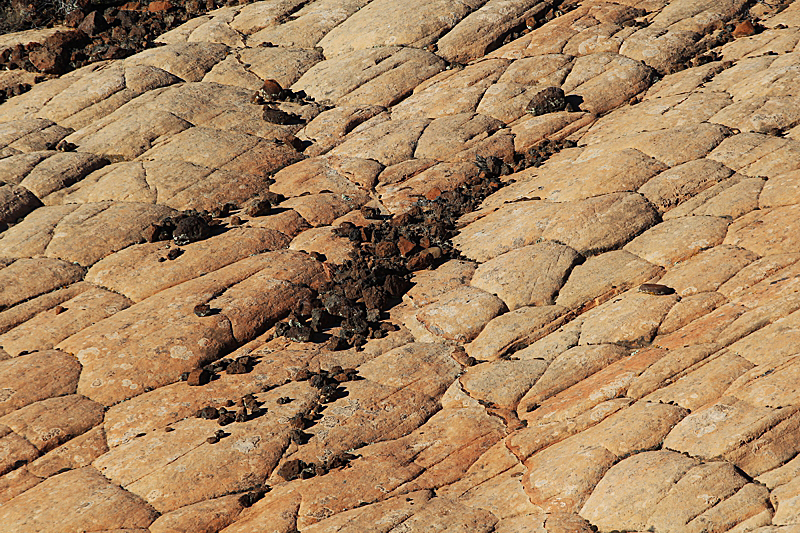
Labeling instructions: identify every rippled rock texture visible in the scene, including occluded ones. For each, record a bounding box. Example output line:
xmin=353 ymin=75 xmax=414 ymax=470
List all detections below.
xmin=3 ymin=0 xmax=800 ymax=531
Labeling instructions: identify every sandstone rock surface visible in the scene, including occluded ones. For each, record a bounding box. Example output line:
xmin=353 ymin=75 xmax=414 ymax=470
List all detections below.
xmin=2 ymin=0 xmax=800 ymax=531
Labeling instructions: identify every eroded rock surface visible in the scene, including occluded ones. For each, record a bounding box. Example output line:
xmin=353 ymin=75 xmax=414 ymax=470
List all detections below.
xmin=2 ymin=0 xmax=800 ymax=531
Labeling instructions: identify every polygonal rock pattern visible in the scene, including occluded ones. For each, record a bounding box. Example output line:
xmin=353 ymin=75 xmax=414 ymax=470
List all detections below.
xmin=413 ymin=286 xmax=507 ymax=343
xmin=470 ymin=241 xmax=582 ymax=311
xmin=58 ymin=252 xmax=324 ymax=406
xmin=3 ymin=0 xmax=800 ymax=531
xmin=0 ymin=258 xmax=84 ymax=310
xmin=454 ymin=193 xmax=659 ymax=262
xmin=0 ymin=351 xmax=81 ymax=416
xmin=0 ymin=183 xmax=41 ymax=224
xmin=0 ymin=202 xmax=178 ymax=267
xmin=0 ymin=467 xmax=158 ymax=532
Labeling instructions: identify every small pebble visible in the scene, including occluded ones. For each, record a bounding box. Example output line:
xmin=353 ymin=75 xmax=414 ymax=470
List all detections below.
xmin=526 ymin=86 xmax=567 ymax=116
xmin=197 ymin=406 xmax=219 ymax=419
xmin=638 ymin=283 xmax=675 ymax=296
xmin=278 ymin=459 xmax=304 ymax=481
xmin=733 ymin=19 xmax=756 ymax=38
xmin=187 ymin=367 xmax=212 ymax=386
xmin=194 ymin=303 xmax=213 ymax=317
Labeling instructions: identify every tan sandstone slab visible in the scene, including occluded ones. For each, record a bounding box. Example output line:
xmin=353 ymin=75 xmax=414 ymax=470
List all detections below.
xmin=58 ymin=252 xmax=323 ymax=405
xmin=0 ymin=394 xmax=104 ymax=453
xmin=627 ymin=343 xmax=720 ymax=400
xmin=0 ymin=282 xmax=95 ymax=337
xmin=663 ymin=175 xmax=765 ymax=221
xmin=27 ymin=425 xmax=108 ymax=479
xmin=579 ymin=290 xmax=678 ymax=347
xmin=517 ymin=343 xmax=631 ymax=416
xmin=470 ymin=242 xmax=582 ymax=311
xmin=0 ymin=287 xmax=132 ymax=356
xmin=639 ymin=158 xmax=736 ymax=213
xmin=0 ymin=467 xmax=158 ymax=533
xmin=245 ymin=0 xmax=371 ymax=49
xmin=525 ymin=347 xmax=667 ymax=425
xmin=466 ymin=304 xmax=566 ymax=361
xmin=0 ymin=428 xmax=40 ymax=476
xmin=664 ymin=396 xmax=800 ymax=474
xmin=53 ymin=160 xmax=284 ymax=212
xmin=579 ymin=450 xmax=699 ymax=532
xmin=327 ymin=118 xmax=430 ymax=167
xmin=36 ymin=64 xmax=183 ymax=131
xmin=124 ymin=42 xmax=230 ymax=82
xmin=86 ymin=228 xmax=292 ymax=302
xmin=404 ymin=259 xmax=477 ymax=308
xmin=0 ymin=183 xmax=41 ymax=225
xmin=289 ymin=343 xmax=463 ymax=465
xmin=414 ymin=286 xmax=508 ymax=343
xmin=135 ymin=126 xmax=304 ymax=178
xmin=623 ymin=215 xmax=730 ymax=268
xmin=0 ymin=350 xmax=81 ymax=416
xmin=460 ymin=359 xmax=548 ymax=410
xmin=508 ymin=147 xmax=667 ymax=203
xmin=270 ymin=156 xmax=383 ymax=198
xmin=658 ymin=292 xmax=728 ymax=334
xmin=725 ymin=204 xmax=800 ymax=256
xmin=555 ymin=250 xmax=663 ymax=310
xmin=644 ymin=352 xmax=755 ymax=411
xmin=391 ymin=59 xmax=510 ymax=121
xmin=0 ymin=202 xmax=177 ymax=267
xmin=294 ymin=47 xmax=446 ymax=108
xmin=455 ymin=193 xmax=659 ymax=262
xmin=102 ymin=346 xmax=320 ymax=447
xmin=15 ymin=151 xmax=109 ymax=202
xmin=149 ymin=493 xmax=245 ymax=533
xmin=0 ymin=257 xmax=84 ymax=310
xmin=656 ymin=245 xmax=758 ymax=297
xmin=646 ymin=461 xmax=752 ymax=532
xmin=95 ymin=381 xmax=317 ymax=513
xmin=316 ymin=0 xmax=478 ymax=57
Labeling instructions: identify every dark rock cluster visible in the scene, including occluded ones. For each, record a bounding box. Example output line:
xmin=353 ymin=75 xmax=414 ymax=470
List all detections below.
xmin=277 ymin=451 xmax=358 ymax=482
xmin=0 ymin=0 xmax=269 ymax=105
xmin=143 ymin=210 xmax=213 ymax=245
xmin=271 ymin=155 xmax=518 ymax=349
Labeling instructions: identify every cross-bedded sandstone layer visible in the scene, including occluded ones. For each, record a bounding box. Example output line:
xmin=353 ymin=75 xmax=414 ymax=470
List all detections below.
xmin=3 ymin=0 xmax=800 ymax=531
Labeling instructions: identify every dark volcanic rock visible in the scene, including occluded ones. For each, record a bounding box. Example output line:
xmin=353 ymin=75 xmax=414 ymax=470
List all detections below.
xmin=526 ymin=87 xmax=567 ymax=116
xmin=186 ymin=367 xmax=211 ymax=386
xmin=172 ymin=215 xmax=211 ymax=246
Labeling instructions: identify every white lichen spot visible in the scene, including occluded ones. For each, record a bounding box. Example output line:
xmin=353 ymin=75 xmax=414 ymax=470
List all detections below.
xmin=170 ymin=346 xmax=193 ymax=360
xmin=198 ymin=337 xmax=211 ymax=347
xmin=233 ymin=436 xmax=261 ymax=453
xmin=78 ymin=347 xmax=100 ymax=359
